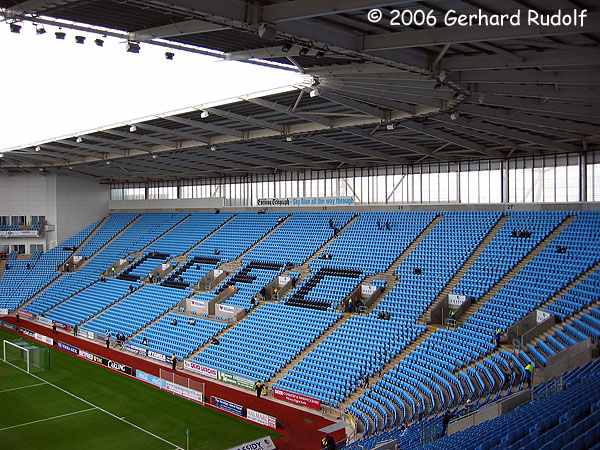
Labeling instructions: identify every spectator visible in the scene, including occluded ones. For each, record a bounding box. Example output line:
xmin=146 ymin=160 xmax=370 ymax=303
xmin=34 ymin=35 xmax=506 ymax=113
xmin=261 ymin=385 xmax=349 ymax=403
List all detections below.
xmin=211 ymin=337 xmax=220 ymax=345
xmin=105 ymin=335 xmax=110 ymax=349
xmin=524 ymin=362 xmax=535 ymax=389
xmin=52 ymin=322 xmax=57 ymax=334
xmin=494 ymin=327 xmax=503 ymax=346
xmin=15 ymin=313 xmax=19 ymax=323
xmin=171 ymin=353 xmax=177 ymax=371
xmin=73 ymin=324 xmax=78 ymax=336
xmin=254 ymin=381 xmax=264 ymax=399
xmin=442 ymin=409 xmax=453 ymax=435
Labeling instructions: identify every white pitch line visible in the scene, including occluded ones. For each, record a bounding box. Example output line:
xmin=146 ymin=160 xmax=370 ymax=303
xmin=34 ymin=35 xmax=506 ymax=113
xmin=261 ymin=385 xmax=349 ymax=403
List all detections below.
xmin=1 ymin=360 xmax=183 ymax=450
xmin=0 ymin=382 xmax=46 ymax=393
xmin=0 ymin=407 xmax=97 ymax=432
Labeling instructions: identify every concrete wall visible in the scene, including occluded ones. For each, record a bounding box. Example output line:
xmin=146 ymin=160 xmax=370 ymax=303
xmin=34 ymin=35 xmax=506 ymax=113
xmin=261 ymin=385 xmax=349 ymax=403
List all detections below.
xmin=56 ymin=175 xmax=109 ymax=245
xmin=0 ymin=173 xmax=108 ymax=252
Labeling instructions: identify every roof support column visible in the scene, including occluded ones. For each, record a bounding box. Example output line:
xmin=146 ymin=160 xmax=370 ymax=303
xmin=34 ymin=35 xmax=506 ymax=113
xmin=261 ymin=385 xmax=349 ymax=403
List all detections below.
xmin=580 ymin=149 xmax=588 ymax=203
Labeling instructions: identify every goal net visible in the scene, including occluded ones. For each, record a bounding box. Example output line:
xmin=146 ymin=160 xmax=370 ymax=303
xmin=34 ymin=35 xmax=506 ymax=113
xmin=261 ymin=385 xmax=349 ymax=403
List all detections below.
xmin=2 ymin=340 xmax=49 ymax=373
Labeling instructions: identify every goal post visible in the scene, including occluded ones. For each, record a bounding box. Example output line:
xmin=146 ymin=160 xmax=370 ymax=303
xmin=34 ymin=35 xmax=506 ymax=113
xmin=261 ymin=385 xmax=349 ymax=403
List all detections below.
xmin=2 ymin=340 xmax=49 ymax=373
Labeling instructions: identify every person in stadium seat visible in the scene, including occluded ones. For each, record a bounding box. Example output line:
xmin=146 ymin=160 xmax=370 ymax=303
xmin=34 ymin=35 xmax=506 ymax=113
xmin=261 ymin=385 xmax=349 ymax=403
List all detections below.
xmin=171 ymin=353 xmax=177 ymax=371
xmin=73 ymin=324 xmax=78 ymax=336
xmin=105 ymin=335 xmax=110 ymax=349
xmin=52 ymin=322 xmax=57 ymax=334
xmin=254 ymin=381 xmax=264 ymax=399
xmin=525 ymin=362 xmax=535 ymax=388
xmin=211 ymin=336 xmax=220 ymax=345
xmin=494 ymin=328 xmax=503 ymax=347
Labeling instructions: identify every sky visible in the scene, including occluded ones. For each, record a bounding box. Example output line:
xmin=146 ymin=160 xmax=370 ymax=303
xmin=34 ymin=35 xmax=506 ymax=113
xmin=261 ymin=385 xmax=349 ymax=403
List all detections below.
xmin=0 ymin=21 xmax=308 ymax=152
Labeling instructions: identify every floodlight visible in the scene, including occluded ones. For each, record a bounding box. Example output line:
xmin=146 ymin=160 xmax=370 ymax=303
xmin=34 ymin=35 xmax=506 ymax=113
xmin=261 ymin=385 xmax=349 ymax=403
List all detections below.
xmin=9 ymin=23 xmax=21 ymax=33
xmin=55 ymin=31 xmax=66 ymax=40
xmin=200 ymin=111 xmax=209 ymax=119
xmin=127 ymin=41 xmax=140 ymax=53
xmin=129 ymin=125 xmax=137 ymax=133
xmin=95 ymin=38 xmax=104 ymax=47
xmin=75 ymin=35 xmax=85 ymax=44
xmin=165 ymin=52 xmax=174 ymax=60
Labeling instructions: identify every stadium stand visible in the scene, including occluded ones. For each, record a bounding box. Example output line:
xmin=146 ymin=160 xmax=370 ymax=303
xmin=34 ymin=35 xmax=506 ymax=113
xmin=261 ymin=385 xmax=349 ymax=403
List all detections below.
xmin=1 ymin=208 xmax=599 ymax=449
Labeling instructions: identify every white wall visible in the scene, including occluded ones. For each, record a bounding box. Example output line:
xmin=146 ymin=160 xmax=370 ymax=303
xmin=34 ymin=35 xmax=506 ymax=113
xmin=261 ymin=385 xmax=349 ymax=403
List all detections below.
xmin=56 ymin=175 xmax=109 ymax=244
xmin=0 ymin=173 xmax=108 ymax=251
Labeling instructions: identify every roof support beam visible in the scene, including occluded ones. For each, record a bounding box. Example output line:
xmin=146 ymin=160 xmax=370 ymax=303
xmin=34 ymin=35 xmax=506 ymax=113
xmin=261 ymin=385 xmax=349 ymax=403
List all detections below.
xmin=102 ymin=129 xmax=178 ymax=146
xmin=306 ymin=134 xmax=408 ymax=165
xmin=134 ymin=123 xmax=210 ymax=144
xmin=207 ymin=108 xmax=284 ymax=133
xmin=363 ymin=17 xmax=600 ymax=51
xmin=129 ymin=19 xmax=229 ymax=41
xmin=443 ymin=48 xmax=600 ymax=71
xmin=347 ymin=128 xmax=441 ymax=159
xmin=262 ymin=0 xmax=423 ymax=22
xmin=460 ymin=104 xmax=600 ymax=136
xmin=432 ymin=116 xmax=581 ymax=154
xmin=5 ymin=0 xmax=76 ymax=14
xmin=163 ymin=116 xmax=244 ymax=139
xmin=399 ymin=120 xmax=505 ymax=158
xmin=318 ymin=89 xmax=386 ymax=118
xmin=244 ymin=97 xmax=333 ymax=127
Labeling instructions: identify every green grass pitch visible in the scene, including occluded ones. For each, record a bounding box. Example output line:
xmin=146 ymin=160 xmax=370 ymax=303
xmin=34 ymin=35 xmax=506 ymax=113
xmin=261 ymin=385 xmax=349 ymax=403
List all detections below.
xmin=0 ymin=328 xmax=278 ymax=450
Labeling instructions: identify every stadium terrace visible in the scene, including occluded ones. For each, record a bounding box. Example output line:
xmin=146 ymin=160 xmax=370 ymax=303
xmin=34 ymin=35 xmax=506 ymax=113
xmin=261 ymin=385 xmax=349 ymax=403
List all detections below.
xmin=0 ymin=1 xmax=599 ymax=449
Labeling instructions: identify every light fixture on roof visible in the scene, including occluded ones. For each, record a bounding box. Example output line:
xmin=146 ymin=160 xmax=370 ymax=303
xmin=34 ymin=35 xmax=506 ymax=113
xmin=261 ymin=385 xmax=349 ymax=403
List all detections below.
xmin=0 ymin=153 xmax=3 ymax=158
xmin=309 ymin=87 xmax=320 ymax=98
xmin=68 ymin=166 xmax=73 ymax=170
xmin=35 ymin=146 xmax=41 ymax=152
xmin=285 ymin=136 xmax=293 ymax=142
xmin=127 ymin=41 xmax=140 ymax=53
xmin=165 ymin=51 xmax=174 ymax=60
xmin=151 ymin=154 xmax=157 ymax=159
xmin=75 ymin=35 xmax=86 ymax=44
xmin=9 ymin=22 xmax=22 ymax=34
xmin=210 ymin=145 xmax=217 ymax=152
xmin=281 ymin=43 xmax=292 ymax=53
xmin=129 ymin=125 xmax=137 ymax=133
xmin=95 ymin=38 xmax=104 ymax=47
xmin=450 ymin=111 xmax=459 ymax=121
xmin=76 ymin=136 xmax=83 ymax=143
xmin=35 ymin=25 xmax=46 ymax=35
xmin=55 ymin=30 xmax=66 ymax=40
xmin=386 ymin=123 xmax=395 ymax=131
xmin=105 ymin=160 xmax=111 ymax=165
xmin=200 ymin=110 xmax=209 ymax=119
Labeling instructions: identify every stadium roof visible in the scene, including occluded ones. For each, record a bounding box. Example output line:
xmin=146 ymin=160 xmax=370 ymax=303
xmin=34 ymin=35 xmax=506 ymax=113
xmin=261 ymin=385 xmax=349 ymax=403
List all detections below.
xmin=1 ymin=0 xmax=599 ymax=182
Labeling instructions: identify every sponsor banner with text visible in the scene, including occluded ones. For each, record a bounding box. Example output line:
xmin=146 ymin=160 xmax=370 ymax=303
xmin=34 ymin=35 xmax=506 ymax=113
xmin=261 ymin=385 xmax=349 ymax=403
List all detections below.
xmin=211 ymin=396 xmax=244 ymax=417
xmin=272 ymin=388 xmax=321 ymax=410
xmin=226 ymin=436 xmax=276 ymax=450
xmin=217 ymin=372 xmax=255 ymax=390
xmin=184 ymin=361 xmax=218 ymax=379
xmin=148 ymin=350 xmax=167 ymax=362
xmin=0 ymin=308 xmax=9 ymax=316
xmin=57 ymin=342 xmax=79 ymax=355
xmin=246 ymin=409 xmax=277 ymax=429
xmin=163 ymin=380 xmax=203 ymax=403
